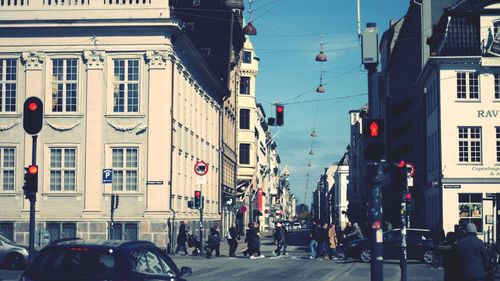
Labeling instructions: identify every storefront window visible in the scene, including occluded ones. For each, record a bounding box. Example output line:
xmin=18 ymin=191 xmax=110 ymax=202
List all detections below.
xmin=458 ymin=193 xmax=482 ymax=233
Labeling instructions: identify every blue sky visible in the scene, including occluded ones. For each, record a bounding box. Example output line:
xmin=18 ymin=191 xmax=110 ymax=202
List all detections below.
xmin=243 ymin=0 xmax=410 ymax=206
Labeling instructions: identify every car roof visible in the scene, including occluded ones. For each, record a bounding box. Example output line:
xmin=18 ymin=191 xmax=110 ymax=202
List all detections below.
xmin=48 ymin=239 xmax=156 ymax=250
xmin=390 ymin=228 xmax=430 ymax=232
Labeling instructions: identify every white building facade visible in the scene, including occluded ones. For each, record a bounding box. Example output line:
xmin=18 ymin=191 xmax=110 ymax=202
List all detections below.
xmin=0 ymin=1 xmax=224 ymax=247
xmin=420 ymin=2 xmax=500 ymax=241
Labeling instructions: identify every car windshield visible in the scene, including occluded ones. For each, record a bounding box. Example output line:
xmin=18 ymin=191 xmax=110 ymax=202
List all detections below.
xmin=26 ymin=247 xmax=117 ymax=277
xmin=0 ymin=234 xmax=14 ymax=244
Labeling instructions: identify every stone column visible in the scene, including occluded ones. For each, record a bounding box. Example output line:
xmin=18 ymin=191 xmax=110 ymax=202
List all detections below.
xmin=82 ymin=50 xmax=105 ymax=218
xmin=144 ymin=50 xmax=171 ymax=217
xmin=21 ymin=52 xmax=44 ymax=216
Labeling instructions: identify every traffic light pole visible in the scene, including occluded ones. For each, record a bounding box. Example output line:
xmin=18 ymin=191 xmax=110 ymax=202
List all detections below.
xmin=369 ymin=161 xmax=384 ymax=281
xmin=199 ymin=196 xmax=204 ymax=255
xmin=28 ymin=135 xmax=37 ymax=263
xmin=400 ymin=171 xmax=409 ymax=281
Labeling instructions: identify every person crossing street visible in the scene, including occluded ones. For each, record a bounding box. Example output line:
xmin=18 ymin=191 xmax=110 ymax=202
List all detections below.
xmin=274 ymin=222 xmax=287 ymax=257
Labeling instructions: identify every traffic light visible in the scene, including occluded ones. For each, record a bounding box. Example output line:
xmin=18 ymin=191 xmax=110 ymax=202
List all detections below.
xmin=23 ymin=165 xmax=38 ymax=195
xmin=188 ymin=200 xmax=195 ymax=209
xmin=363 ymin=118 xmax=385 ymax=161
xmin=194 ymin=190 xmax=202 ymax=209
xmin=23 ymin=97 xmax=44 ymax=135
xmin=275 ymin=104 xmax=284 ymax=126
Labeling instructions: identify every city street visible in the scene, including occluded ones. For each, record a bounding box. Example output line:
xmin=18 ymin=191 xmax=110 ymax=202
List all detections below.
xmin=171 ymin=229 xmax=442 ymax=281
xmin=3 ymin=229 xmax=500 ymax=280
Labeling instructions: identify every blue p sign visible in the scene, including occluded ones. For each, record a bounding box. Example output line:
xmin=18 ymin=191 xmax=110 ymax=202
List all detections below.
xmin=103 ymin=169 xmax=113 ymax=184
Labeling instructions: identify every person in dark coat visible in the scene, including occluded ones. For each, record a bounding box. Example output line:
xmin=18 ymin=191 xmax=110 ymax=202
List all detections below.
xmin=243 ymin=223 xmax=254 ymax=257
xmin=431 ymin=222 xmax=446 ymax=268
xmin=439 ymin=232 xmax=459 ymax=281
xmin=274 ymin=222 xmax=287 ymax=256
xmin=318 ymin=222 xmax=330 ymax=259
xmin=206 ymin=225 xmax=221 ymax=258
xmin=457 ymin=223 xmax=489 ymax=281
xmin=175 ymin=220 xmax=189 ymax=255
xmin=227 ymin=222 xmax=239 ymax=257
xmin=249 ymin=222 xmax=264 ymax=258
xmin=309 ymin=221 xmax=320 ymax=259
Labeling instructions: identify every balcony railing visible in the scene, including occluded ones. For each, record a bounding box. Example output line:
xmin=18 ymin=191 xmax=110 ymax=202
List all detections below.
xmin=0 ymin=0 xmax=170 ymax=22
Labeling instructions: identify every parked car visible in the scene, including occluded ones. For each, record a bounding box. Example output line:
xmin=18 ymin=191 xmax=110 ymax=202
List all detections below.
xmin=19 ymin=238 xmax=192 ymax=281
xmin=0 ymin=234 xmax=28 ymax=270
xmin=341 ymin=228 xmax=434 ymax=264
xmin=292 ymin=222 xmax=302 ymax=230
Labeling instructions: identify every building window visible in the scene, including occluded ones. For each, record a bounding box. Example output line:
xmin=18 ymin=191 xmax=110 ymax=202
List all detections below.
xmin=458 ymin=193 xmax=482 ymax=233
xmin=242 ymin=51 xmax=252 ymax=64
xmin=239 ymin=143 xmax=250 ymax=165
xmin=46 ymin=222 xmax=76 ymax=242
xmin=113 ymin=59 xmax=139 ymax=113
xmin=0 ymin=59 xmax=17 ymax=112
xmin=496 ymin=127 xmax=500 ymax=162
xmin=495 ymin=74 xmax=500 ymax=100
xmin=458 ymin=127 xmax=481 ymax=163
xmin=0 ymin=147 xmax=15 ymax=191
xmin=51 ymin=59 xmax=78 ymax=112
xmin=49 ymin=148 xmax=76 ymax=191
xmin=110 ymin=222 xmax=137 ymax=240
xmin=0 ymin=222 xmax=14 ymax=241
xmin=239 ymin=108 xmax=250 ymax=129
xmin=112 ymin=147 xmax=138 ymax=191
xmin=240 ymin=76 xmax=250 ymax=95
xmin=456 ymin=72 xmax=478 ymax=100
xmin=494 ymin=21 xmax=500 ymax=38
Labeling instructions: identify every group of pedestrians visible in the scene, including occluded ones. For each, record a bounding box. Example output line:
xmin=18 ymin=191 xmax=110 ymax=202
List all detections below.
xmin=436 ymin=222 xmax=493 ymax=281
xmin=174 ymin=220 xmax=267 ymax=259
xmin=308 ymin=221 xmax=340 ymax=260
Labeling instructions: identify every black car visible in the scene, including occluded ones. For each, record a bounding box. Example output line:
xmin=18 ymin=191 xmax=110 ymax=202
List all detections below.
xmin=19 ymin=238 xmax=192 ymax=281
xmin=342 ymin=228 xmax=434 ymax=264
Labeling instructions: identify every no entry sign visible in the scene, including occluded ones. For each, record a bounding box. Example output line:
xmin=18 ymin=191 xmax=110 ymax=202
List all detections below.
xmin=194 ymin=161 xmax=208 ymax=176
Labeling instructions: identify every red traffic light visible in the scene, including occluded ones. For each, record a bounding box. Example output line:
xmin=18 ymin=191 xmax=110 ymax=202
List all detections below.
xmin=28 ymin=102 xmax=38 ymax=111
xmin=276 ymin=106 xmax=283 ymax=113
xmin=369 ymin=121 xmax=379 ymax=137
xmin=27 ymin=165 xmax=38 ymax=175
xmin=405 ymin=193 xmax=412 ymax=200
xmin=195 ymin=191 xmax=201 ymax=197
xmin=395 ymin=160 xmax=406 ymax=168
xmin=372 ymin=220 xmax=381 ymax=230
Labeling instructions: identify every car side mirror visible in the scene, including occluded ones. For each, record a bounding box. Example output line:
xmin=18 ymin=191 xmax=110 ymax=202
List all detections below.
xmin=180 ymin=266 xmax=192 ymax=277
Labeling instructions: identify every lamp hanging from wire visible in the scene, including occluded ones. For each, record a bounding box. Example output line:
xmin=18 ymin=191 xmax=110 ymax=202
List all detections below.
xmin=243 ymin=0 xmax=257 ymax=35
xmin=315 ymin=35 xmax=327 ymax=62
xmin=316 ymin=74 xmax=325 ymax=93
xmin=310 ymin=128 xmax=317 ymax=137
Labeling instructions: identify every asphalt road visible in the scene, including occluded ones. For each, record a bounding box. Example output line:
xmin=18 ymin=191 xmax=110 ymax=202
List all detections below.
xmin=0 ymin=229 xmax=456 ymax=281
xmin=171 ymin=229 xmax=444 ymax=281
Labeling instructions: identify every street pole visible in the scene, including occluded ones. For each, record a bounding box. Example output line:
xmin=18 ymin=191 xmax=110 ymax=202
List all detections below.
xmin=400 ymin=171 xmax=409 ymax=281
xmin=199 ymin=195 xmax=204 ymax=255
xmin=28 ymin=135 xmax=37 ymax=263
xmin=369 ymin=161 xmax=384 ymax=281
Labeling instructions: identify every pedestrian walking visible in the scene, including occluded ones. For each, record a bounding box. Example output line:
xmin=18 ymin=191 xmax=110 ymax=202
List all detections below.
xmin=274 ymin=222 xmax=287 ymax=256
xmin=343 ymin=221 xmax=353 ymax=241
xmin=249 ymin=222 xmax=264 ymax=259
xmin=431 ymin=222 xmax=446 ymax=268
xmin=174 ymin=220 xmax=189 ymax=255
xmin=456 ymin=223 xmax=490 ymax=281
xmin=318 ymin=222 xmax=330 ymax=260
xmin=243 ymin=223 xmax=254 ymax=257
xmin=309 ymin=221 xmax=320 ymax=259
xmin=227 ymin=222 xmax=239 ymax=257
xmin=439 ymin=232 xmax=459 ymax=281
xmin=383 ymin=220 xmax=393 ymax=232
xmin=328 ymin=223 xmax=338 ymax=260
xmin=206 ymin=225 xmax=221 ymax=258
